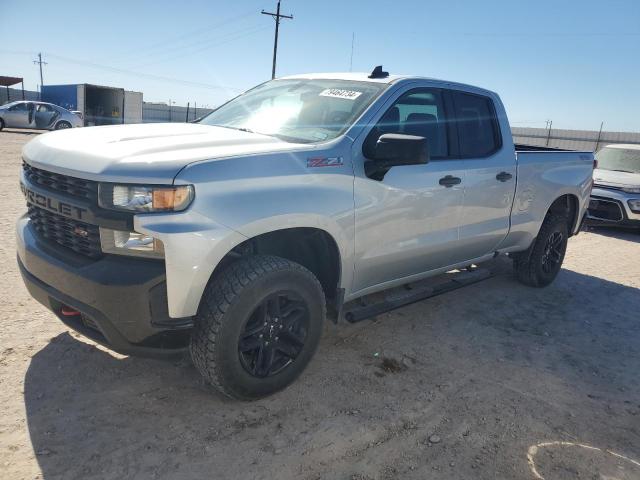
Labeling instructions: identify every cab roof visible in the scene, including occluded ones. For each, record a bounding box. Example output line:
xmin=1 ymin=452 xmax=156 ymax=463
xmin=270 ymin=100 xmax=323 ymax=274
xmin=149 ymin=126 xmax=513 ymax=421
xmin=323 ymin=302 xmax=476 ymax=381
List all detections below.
xmin=280 ymin=72 xmax=405 ymax=84
xmin=278 ymin=71 xmax=497 ymax=96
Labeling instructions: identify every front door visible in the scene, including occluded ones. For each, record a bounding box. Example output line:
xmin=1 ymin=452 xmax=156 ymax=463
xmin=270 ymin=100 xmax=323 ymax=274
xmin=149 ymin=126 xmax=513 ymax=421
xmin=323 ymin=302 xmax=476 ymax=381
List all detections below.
xmin=352 ymin=87 xmax=466 ymax=294
xmin=3 ymin=102 xmax=30 ymax=128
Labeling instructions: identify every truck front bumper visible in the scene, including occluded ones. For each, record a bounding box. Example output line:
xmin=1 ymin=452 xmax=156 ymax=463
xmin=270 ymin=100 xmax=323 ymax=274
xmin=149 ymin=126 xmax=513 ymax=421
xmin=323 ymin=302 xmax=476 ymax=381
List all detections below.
xmin=16 ymin=214 xmax=192 ymax=358
xmin=587 ymin=187 xmax=640 ymax=228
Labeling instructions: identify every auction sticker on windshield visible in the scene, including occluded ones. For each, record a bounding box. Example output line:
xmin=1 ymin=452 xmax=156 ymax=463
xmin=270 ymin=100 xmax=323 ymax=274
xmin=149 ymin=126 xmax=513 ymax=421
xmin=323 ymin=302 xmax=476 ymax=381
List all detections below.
xmin=319 ymin=89 xmax=363 ymax=100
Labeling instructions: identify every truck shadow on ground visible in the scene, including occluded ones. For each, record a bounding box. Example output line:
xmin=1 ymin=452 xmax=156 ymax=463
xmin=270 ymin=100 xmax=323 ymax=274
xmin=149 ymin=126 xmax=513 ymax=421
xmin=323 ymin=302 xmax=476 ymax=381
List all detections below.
xmin=585 ymin=225 xmax=640 ymax=243
xmin=23 ymin=265 xmax=640 ymax=479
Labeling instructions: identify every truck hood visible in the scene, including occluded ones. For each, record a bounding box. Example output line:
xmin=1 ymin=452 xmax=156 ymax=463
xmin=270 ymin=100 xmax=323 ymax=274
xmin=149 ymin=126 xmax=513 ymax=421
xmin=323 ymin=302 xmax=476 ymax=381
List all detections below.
xmin=593 ymin=168 xmax=640 ymax=189
xmin=22 ymin=123 xmax=308 ymax=183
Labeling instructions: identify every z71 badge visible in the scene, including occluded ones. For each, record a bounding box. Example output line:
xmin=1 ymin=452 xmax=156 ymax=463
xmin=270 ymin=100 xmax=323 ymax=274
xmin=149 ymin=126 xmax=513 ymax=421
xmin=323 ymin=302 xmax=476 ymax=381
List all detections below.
xmin=307 ymin=156 xmax=344 ymax=168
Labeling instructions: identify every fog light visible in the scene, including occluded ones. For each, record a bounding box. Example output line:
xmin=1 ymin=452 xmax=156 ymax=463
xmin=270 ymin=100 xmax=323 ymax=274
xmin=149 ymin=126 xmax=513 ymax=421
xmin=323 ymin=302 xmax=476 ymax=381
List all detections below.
xmin=100 ymin=228 xmax=164 ymax=258
xmin=628 ymin=199 xmax=640 ymax=213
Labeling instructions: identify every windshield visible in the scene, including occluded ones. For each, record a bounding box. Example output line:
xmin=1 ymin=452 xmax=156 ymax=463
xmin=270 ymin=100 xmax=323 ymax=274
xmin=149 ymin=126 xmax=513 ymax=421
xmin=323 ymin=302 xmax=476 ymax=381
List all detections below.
xmin=596 ymin=147 xmax=640 ymax=174
xmin=200 ymin=79 xmax=386 ymax=143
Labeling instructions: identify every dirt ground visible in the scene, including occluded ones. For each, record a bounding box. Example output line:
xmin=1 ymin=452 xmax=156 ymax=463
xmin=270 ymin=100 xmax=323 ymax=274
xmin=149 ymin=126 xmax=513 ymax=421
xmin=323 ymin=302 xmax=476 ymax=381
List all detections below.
xmin=0 ymin=128 xmax=639 ymax=480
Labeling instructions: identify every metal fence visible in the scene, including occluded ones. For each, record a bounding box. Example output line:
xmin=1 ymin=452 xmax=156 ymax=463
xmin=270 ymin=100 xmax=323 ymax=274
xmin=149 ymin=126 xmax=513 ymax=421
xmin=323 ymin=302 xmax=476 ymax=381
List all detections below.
xmin=1 ymin=87 xmax=39 ymax=103
xmin=1 ymin=87 xmax=214 ymax=123
xmin=142 ymin=103 xmax=214 ymax=123
xmin=512 ymin=127 xmax=640 ymax=152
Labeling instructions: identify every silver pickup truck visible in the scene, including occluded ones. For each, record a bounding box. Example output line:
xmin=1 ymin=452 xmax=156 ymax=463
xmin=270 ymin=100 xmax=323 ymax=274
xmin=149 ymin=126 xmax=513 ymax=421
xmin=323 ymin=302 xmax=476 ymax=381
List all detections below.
xmin=17 ymin=68 xmax=594 ymax=399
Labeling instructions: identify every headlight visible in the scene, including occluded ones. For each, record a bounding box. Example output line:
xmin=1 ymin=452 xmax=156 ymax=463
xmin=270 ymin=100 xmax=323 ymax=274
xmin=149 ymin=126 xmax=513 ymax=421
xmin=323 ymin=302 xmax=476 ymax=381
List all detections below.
xmin=98 ymin=184 xmax=194 ymax=212
xmin=628 ymin=199 xmax=640 ymax=213
xmin=100 ymin=227 xmax=164 ymax=258
xmin=622 ymin=187 xmax=640 ymax=194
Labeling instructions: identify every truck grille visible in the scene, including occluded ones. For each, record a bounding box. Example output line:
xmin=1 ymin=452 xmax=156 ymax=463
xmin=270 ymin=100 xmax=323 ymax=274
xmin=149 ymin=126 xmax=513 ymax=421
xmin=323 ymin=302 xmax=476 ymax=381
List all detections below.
xmin=28 ymin=205 xmax=103 ymax=259
xmin=23 ymin=162 xmax=98 ymax=201
xmin=588 ymin=197 xmax=624 ymax=222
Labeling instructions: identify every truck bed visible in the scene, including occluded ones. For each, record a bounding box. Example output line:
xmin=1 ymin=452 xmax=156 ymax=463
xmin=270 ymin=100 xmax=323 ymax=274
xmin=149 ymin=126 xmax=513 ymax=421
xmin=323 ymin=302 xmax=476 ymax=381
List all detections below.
xmin=515 ymin=143 xmax=571 ymax=152
xmin=504 ymin=148 xmax=594 ymax=253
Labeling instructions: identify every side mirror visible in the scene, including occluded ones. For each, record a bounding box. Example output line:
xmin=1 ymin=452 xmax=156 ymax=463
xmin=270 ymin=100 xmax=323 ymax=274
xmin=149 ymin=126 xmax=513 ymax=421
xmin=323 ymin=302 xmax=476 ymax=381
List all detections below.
xmin=366 ymin=133 xmax=429 ymax=179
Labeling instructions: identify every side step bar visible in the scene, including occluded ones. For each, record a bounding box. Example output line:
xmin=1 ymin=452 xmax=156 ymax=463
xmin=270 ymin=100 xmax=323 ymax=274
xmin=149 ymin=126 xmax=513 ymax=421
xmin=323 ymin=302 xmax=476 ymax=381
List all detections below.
xmin=342 ymin=268 xmax=492 ymax=323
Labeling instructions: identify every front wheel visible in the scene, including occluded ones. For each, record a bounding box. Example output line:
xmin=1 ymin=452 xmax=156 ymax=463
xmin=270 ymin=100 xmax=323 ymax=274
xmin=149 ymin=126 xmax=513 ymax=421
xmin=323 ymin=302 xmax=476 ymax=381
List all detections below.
xmin=190 ymin=255 xmax=325 ymax=400
xmin=513 ymin=213 xmax=569 ymax=287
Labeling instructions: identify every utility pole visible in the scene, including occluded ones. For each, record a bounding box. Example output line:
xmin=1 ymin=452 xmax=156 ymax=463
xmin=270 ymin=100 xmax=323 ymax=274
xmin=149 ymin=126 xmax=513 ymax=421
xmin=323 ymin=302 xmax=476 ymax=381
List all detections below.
xmin=262 ymin=0 xmax=293 ymax=79
xmin=33 ymin=53 xmax=47 ymax=98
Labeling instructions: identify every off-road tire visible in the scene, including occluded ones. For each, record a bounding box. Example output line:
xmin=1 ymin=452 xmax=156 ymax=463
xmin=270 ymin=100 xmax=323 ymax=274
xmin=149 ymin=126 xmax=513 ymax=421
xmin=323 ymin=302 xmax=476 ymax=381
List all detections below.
xmin=190 ymin=255 xmax=325 ymax=400
xmin=513 ymin=213 xmax=569 ymax=287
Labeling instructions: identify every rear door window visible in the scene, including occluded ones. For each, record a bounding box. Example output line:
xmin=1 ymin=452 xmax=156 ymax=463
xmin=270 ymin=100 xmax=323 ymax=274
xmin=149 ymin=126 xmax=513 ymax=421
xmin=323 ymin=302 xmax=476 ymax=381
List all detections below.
xmin=451 ymin=91 xmax=501 ymax=157
xmin=36 ymin=104 xmax=55 ymax=113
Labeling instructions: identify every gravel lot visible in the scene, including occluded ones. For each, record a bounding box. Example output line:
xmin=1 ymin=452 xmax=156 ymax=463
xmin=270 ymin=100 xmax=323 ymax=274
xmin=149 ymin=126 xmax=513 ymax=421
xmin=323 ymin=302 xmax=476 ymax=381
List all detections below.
xmin=1 ymin=129 xmax=639 ymax=480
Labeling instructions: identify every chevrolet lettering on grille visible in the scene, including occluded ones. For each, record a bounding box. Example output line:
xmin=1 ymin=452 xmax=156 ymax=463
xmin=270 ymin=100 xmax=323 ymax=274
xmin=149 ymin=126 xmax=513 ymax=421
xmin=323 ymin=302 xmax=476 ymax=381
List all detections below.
xmin=20 ymin=183 xmax=89 ymax=220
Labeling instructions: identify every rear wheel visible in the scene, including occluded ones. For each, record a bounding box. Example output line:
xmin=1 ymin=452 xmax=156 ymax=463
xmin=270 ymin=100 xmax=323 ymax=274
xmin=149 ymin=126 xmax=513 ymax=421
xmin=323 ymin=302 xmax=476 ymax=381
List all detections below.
xmin=513 ymin=213 xmax=569 ymax=287
xmin=190 ymin=255 xmax=325 ymax=400
xmin=0 ymin=118 xmax=4 ymax=131
xmin=54 ymin=121 xmax=71 ymax=130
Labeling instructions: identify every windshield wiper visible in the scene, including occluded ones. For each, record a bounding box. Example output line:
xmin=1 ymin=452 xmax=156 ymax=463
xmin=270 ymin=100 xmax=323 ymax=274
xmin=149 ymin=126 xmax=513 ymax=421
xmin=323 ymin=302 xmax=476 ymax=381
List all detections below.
xmin=271 ymin=133 xmax=314 ymax=144
xmin=210 ymin=124 xmax=256 ymax=134
xmin=209 ymin=124 xmax=307 ymax=143
xmin=209 ymin=124 xmax=280 ymax=138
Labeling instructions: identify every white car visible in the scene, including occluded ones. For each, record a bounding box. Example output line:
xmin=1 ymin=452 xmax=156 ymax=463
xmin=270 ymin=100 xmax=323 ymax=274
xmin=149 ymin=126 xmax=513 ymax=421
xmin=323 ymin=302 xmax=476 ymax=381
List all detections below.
xmin=588 ymin=144 xmax=640 ymax=228
xmin=0 ymin=101 xmax=83 ymax=131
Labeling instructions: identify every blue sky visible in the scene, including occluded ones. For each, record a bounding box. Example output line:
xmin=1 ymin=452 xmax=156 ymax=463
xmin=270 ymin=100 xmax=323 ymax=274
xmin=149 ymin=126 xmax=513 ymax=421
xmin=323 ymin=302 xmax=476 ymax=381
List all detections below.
xmin=1 ymin=0 xmax=639 ymax=131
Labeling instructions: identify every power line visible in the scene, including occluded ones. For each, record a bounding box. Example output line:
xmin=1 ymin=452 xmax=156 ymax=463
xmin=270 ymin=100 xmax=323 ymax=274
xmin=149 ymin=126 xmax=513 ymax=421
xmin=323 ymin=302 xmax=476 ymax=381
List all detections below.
xmin=114 ymin=10 xmax=257 ymax=65
xmin=135 ymin=24 xmax=270 ymax=69
xmin=127 ymin=10 xmax=255 ymax=57
xmin=43 ymin=52 xmax=243 ymax=92
xmin=261 ymin=0 xmax=293 ymax=79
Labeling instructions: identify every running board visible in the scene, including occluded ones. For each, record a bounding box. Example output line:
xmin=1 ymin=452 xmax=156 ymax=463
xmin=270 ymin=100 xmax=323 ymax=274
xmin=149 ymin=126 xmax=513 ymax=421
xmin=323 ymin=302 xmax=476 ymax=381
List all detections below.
xmin=342 ymin=267 xmax=492 ymax=323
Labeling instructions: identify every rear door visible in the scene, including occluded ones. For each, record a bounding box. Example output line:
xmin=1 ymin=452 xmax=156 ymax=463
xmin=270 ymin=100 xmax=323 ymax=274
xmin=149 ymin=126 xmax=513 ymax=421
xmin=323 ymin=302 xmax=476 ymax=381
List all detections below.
xmin=34 ymin=103 xmax=58 ymax=129
xmin=452 ymin=90 xmax=516 ymax=259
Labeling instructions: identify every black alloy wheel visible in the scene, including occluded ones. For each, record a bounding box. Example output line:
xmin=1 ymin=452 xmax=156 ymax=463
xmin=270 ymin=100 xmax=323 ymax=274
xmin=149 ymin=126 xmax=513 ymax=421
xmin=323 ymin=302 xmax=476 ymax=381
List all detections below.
xmin=190 ymin=255 xmax=325 ymax=400
xmin=513 ymin=212 xmax=569 ymax=287
xmin=541 ymin=231 xmax=564 ymax=274
xmin=238 ymin=291 xmax=309 ymax=378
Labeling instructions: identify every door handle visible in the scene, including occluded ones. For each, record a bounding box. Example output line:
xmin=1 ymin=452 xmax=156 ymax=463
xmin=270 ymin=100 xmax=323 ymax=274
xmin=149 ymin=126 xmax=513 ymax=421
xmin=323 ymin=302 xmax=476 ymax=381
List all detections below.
xmin=438 ymin=175 xmax=462 ymax=188
xmin=496 ymin=171 xmax=513 ymax=182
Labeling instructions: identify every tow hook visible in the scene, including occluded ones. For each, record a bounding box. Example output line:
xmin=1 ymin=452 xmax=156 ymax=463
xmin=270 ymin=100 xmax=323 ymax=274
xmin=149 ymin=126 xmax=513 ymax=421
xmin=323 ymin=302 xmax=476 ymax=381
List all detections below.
xmin=60 ymin=305 xmax=81 ymax=317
